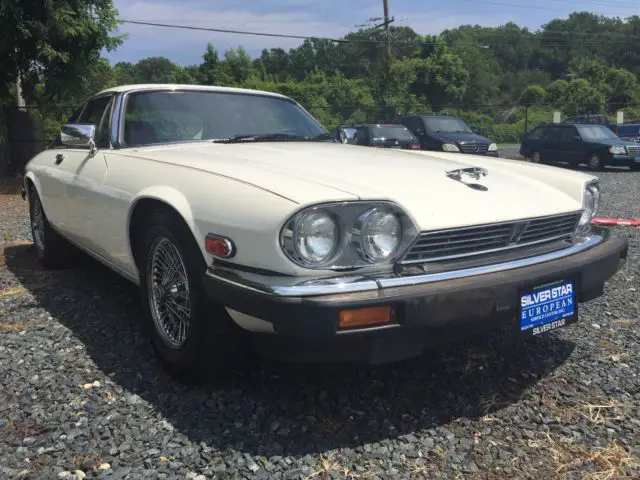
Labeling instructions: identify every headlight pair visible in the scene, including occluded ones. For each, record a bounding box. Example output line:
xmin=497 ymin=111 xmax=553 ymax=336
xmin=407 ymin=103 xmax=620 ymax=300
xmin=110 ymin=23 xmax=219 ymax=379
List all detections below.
xmin=578 ymin=181 xmax=600 ymax=231
xmin=280 ymin=202 xmax=419 ymax=269
xmin=441 ymin=143 xmax=498 ymax=152
xmin=609 ymin=145 xmax=627 ymax=155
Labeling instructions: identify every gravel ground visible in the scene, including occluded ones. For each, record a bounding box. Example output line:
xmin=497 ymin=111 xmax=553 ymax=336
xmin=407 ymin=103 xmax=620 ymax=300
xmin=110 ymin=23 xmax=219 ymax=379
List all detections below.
xmin=0 ymin=169 xmax=639 ymax=480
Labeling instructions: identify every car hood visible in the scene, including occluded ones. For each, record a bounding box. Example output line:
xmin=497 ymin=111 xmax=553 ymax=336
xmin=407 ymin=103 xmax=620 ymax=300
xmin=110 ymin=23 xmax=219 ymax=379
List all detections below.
xmin=431 ymin=132 xmax=494 ymax=144
xmin=124 ymin=141 xmax=585 ymax=230
xmin=586 ymin=139 xmax=637 ymax=147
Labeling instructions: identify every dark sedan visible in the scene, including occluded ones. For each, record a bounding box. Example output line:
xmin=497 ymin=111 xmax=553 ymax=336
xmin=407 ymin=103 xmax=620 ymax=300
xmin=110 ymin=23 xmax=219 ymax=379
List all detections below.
xmin=337 ymin=123 xmax=421 ymax=150
xmin=520 ymin=123 xmax=640 ymax=171
xmin=396 ymin=114 xmax=499 ymax=157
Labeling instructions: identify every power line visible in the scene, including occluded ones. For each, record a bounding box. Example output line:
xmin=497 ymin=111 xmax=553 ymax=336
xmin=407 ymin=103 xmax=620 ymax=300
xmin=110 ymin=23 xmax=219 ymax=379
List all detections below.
xmin=119 ymin=18 xmax=640 ymax=51
xmin=119 ymin=20 xmax=413 ymax=45
xmin=456 ymin=0 xmax=633 ymax=12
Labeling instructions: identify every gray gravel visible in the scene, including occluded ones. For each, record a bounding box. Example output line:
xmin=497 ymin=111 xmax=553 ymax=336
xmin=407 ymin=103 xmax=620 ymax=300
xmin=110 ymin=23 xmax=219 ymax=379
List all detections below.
xmin=1 ymin=168 xmax=639 ymax=480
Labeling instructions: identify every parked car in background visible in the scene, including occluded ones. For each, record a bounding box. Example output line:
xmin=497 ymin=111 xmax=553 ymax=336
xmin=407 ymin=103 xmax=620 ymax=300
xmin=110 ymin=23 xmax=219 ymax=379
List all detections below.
xmin=337 ymin=123 xmax=420 ymax=150
xmin=396 ymin=113 xmax=499 ymax=156
xmin=609 ymin=123 xmax=640 ymax=143
xmin=520 ymin=123 xmax=640 ymax=171
xmin=21 ymin=84 xmax=628 ymax=383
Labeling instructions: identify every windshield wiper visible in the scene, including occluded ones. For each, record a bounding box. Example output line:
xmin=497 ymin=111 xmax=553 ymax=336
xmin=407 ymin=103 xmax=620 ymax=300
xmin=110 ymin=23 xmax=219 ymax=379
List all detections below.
xmin=310 ymin=132 xmax=336 ymax=141
xmin=213 ymin=132 xmax=304 ymax=143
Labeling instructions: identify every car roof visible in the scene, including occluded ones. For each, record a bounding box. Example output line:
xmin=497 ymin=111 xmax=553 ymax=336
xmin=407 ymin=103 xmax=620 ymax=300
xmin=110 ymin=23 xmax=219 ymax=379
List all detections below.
xmin=95 ymin=83 xmax=290 ymax=100
xmin=340 ymin=123 xmax=409 ymax=127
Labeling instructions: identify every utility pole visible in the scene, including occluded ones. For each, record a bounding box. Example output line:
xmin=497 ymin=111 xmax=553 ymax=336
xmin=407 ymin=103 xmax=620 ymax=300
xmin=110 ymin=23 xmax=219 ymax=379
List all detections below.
xmin=383 ymin=0 xmax=392 ymax=59
xmin=15 ymin=77 xmax=26 ymax=110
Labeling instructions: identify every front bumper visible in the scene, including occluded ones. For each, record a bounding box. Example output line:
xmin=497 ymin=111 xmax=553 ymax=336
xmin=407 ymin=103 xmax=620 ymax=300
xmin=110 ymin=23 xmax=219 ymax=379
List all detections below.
xmin=610 ymin=153 xmax=640 ymax=167
xmin=203 ymin=230 xmax=628 ymax=361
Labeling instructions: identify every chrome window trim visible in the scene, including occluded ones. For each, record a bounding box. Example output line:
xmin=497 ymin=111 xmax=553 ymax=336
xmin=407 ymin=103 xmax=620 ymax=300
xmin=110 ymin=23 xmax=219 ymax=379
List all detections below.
xmin=206 ymin=232 xmax=606 ymax=298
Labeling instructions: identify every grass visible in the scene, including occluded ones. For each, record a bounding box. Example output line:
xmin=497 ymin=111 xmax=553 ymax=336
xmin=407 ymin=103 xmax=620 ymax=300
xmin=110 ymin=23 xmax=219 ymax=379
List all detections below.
xmin=542 ymin=433 xmax=639 ymax=480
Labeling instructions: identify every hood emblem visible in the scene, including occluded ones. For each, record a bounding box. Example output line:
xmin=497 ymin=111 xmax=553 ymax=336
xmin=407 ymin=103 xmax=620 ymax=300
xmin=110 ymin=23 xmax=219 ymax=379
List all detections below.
xmin=445 ymin=167 xmax=489 ymax=191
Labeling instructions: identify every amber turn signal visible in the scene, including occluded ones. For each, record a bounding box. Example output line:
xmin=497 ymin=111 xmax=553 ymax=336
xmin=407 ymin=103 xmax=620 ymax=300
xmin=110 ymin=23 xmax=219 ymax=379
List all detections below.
xmin=205 ymin=234 xmax=235 ymax=258
xmin=338 ymin=305 xmax=392 ymax=329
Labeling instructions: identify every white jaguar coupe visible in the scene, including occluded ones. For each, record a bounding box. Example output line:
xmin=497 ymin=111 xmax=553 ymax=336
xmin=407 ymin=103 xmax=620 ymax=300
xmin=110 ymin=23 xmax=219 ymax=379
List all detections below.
xmin=22 ymin=84 xmax=629 ymax=382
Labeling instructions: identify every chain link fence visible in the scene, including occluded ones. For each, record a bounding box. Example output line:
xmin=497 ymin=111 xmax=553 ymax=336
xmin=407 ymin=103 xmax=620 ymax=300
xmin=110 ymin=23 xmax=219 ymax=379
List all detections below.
xmin=308 ymin=102 xmax=640 ymax=144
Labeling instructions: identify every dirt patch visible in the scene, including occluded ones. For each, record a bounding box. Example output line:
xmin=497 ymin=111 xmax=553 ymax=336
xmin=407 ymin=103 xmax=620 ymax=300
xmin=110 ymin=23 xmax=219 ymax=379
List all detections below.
xmin=0 ymin=175 xmax=23 ymax=196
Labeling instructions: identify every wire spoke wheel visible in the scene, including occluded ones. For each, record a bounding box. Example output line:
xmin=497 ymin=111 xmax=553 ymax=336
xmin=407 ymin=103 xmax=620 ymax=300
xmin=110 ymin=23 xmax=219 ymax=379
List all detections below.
xmin=147 ymin=236 xmax=192 ymax=349
xmin=31 ymin=196 xmax=46 ymax=252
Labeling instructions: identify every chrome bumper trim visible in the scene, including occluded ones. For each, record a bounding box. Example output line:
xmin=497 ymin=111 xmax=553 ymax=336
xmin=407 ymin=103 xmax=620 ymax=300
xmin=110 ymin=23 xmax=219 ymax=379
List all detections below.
xmin=205 ymin=233 xmax=606 ymax=298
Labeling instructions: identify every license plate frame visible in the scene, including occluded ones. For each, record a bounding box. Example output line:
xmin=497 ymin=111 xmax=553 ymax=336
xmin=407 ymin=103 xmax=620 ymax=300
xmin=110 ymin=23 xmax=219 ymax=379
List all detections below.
xmin=518 ymin=278 xmax=578 ymax=337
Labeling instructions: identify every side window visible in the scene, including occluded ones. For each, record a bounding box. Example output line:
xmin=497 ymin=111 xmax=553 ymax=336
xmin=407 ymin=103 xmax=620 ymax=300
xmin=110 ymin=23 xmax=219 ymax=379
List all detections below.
xmin=408 ymin=117 xmax=423 ymax=133
xmin=543 ymin=126 xmax=563 ymax=140
xmin=76 ymin=96 xmax=114 ymax=149
xmin=560 ymin=126 xmax=578 ymax=141
xmin=527 ymin=126 xmax=546 ymax=139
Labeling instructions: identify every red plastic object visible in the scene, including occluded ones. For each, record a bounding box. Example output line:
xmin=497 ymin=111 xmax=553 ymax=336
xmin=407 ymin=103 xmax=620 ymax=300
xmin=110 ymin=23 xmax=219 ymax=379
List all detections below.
xmin=591 ymin=217 xmax=640 ymax=227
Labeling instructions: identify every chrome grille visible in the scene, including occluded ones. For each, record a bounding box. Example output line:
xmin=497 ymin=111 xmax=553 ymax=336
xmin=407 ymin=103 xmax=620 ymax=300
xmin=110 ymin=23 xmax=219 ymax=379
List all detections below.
xmin=626 ymin=145 xmax=640 ymax=156
xmin=401 ymin=212 xmax=581 ymax=264
xmin=459 ymin=142 xmax=489 ymax=154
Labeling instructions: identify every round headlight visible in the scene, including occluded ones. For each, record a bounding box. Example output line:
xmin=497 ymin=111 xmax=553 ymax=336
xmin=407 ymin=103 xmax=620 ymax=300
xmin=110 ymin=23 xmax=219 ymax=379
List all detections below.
xmin=294 ymin=211 xmax=338 ymax=264
xmin=361 ymin=210 xmax=402 ymax=261
xmin=579 ymin=183 xmax=600 ymax=227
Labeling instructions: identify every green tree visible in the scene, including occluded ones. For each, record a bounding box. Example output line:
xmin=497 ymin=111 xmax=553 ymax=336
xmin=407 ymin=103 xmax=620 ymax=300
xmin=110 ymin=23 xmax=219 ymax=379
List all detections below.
xmin=519 ymin=85 xmax=546 ymax=106
xmin=131 ymin=57 xmax=193 ymax=84
xmin=0 ymin=0 xmax=123 ymax=103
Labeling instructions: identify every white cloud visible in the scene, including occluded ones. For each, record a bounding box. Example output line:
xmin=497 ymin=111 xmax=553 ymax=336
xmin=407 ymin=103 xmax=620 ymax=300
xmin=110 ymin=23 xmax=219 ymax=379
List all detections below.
xmin=110 ymin=1 xmax=356 ymax=64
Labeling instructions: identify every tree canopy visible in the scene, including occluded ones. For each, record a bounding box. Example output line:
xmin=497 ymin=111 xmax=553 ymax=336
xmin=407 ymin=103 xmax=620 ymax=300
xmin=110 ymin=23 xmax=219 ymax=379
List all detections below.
xmin=4 ymin=9 xmax=640 ymax=143
xmin=0 ymin=0 xmax=123 ymax=104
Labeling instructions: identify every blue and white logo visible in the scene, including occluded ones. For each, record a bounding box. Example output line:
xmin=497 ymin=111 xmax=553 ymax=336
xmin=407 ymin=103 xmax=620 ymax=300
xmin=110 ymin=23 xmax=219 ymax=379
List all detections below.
xmin=520 ymin=280 xmax=575 ymax=335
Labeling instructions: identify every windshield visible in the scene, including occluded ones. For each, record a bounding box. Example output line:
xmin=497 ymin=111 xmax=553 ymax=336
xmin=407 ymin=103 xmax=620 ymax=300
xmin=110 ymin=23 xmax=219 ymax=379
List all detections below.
xmin=371 ymin=125 xmax=417 ymax=141
xmin=577 ymin=125 xmax=619 ymax=141
xmin=122 ymin=90 xmax=327 ymax=146
xmin=423 ymin=117 xmax=472 ymax=133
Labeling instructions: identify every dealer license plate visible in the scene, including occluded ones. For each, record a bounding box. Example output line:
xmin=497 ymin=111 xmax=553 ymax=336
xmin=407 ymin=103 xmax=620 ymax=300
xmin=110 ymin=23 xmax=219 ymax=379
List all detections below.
xmin=519 ymin=279 xmax=577 ymax=337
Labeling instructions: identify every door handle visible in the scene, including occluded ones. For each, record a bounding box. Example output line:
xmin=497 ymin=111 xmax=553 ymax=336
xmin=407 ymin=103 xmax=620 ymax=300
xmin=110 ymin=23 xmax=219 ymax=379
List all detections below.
xmin=55 ymin=153 xmax=65 ymax=165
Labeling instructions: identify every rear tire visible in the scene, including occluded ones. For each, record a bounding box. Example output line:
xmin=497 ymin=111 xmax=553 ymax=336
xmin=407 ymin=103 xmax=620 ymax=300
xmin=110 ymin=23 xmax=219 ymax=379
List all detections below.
xmin=27 ymin=186 xmax=77 ymax=269
xmin=135 ymin=208 xmax=251 ymax=384
xmin=530 ymin=151 xmax=541 ymax=163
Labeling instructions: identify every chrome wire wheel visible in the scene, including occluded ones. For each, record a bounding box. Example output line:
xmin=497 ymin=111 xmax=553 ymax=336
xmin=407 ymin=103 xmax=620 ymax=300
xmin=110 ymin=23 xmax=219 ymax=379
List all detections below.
xmin=531 ymin=151 xmax=541 ymax=163
xmin=31 ymin=195 xmax=45 ymax=252
xmin=588 ymin=154 xmax=601 ymax=170
xmin=147 ymin=236 xmax=192 ymax=349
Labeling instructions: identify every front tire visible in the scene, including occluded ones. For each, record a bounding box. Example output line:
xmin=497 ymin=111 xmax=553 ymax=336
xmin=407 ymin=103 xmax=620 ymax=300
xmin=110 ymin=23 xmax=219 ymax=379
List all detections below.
xmin=28 ymin=186 xmax=76 ymax=269
xmin=136 ymin=209 xmax=250 ymax=383
xmin=586 ymin=153 xmax=604 ymax=171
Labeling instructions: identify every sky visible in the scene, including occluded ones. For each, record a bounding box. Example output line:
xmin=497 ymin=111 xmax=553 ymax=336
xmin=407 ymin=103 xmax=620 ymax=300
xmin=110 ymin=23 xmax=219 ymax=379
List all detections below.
xmin=106 ymin=0 xmax=635 ymax=66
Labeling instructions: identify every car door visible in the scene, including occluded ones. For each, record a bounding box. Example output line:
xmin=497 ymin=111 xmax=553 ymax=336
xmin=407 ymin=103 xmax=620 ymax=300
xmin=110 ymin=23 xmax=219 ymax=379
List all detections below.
xmin=520 ymin=126 xmax=547 ymax=157
xmin=538 ymin=126 xmax=563 ymax=162
xmin=558 ymin=125 xmax=582 ymax=165
xmin=401 ymin=117 xmax=427 ymax=149
xmin=34 ymin=105 xmax=85 ymax=232
xmin=59 ymin=95 xmax=114 ymax=247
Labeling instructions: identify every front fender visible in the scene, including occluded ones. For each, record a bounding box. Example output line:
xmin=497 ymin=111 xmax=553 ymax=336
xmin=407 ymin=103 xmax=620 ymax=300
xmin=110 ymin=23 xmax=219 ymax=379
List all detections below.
xmin=127 ymin=185 xmax=203 ymax=261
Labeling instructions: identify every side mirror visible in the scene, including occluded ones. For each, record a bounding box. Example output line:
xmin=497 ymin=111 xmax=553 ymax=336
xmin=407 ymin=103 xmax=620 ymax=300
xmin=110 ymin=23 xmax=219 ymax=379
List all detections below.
xmin=414 ymin=129 xmax=425 ymax=136
xmin=60 ymin=124 xmax=96 ymax=151
xmin=573 ymin=135 xmax=582 ymax=143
